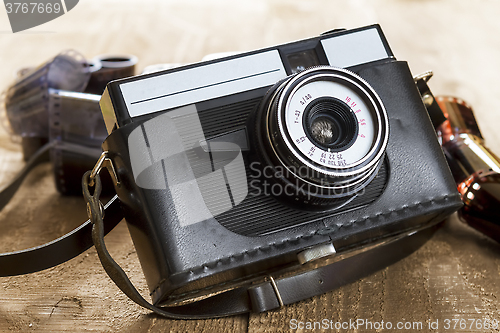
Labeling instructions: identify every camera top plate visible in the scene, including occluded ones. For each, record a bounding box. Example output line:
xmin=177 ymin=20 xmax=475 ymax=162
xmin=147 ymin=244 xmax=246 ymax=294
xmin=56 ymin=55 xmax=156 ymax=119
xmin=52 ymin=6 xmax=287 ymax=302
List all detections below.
xmin=100 ymin=24 xmax=393 ymax=134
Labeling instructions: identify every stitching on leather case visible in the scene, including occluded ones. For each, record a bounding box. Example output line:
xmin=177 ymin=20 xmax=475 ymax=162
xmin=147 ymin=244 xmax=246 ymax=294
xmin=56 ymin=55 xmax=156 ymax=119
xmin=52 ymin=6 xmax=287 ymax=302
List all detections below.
xmin=152 ymin=193 xmax=459 ymax=297
xmin=330 ymin=194 xmax=457 ymax=232
xmin=200 ymin=194 xmax=456 ymax=270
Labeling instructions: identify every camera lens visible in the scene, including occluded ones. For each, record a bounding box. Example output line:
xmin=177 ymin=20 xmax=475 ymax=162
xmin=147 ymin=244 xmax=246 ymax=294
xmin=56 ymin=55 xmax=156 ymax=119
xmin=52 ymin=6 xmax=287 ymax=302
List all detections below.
xmin=303 ymin=97 xmax=358 ymax=151
xmin=253 ymin=66 xmax=389 ymax=208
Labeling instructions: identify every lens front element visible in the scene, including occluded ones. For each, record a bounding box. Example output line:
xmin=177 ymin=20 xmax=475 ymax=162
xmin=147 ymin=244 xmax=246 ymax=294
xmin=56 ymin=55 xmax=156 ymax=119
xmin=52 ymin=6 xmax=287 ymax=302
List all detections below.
xmin=303 ymin=97 xmax=358 ymax=152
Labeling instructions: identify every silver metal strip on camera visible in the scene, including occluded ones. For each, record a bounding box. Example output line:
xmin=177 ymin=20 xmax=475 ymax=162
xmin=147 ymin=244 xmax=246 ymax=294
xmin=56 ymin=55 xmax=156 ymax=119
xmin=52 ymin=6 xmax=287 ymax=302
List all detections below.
xmin=297 ymin=243 xmax=336 ymax=264
xmin=120 ymin=51 xmax=287 ymax=118
xmin=321 ymin=27 xmax=390 ymax=68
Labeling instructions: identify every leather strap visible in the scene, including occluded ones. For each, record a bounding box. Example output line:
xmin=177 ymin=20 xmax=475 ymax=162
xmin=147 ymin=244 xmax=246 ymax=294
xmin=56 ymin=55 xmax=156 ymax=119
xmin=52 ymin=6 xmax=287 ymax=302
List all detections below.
xmin=0 ymin=145 xmax=437 ymax=318
xmin=0 ymin=142 xmax=52 ymax=212
xmin=0 ymin=71 xmax=450 ymax=316
xmin=248 ymin=225 xmax=436 ymax=312
xmin=0 ymin=143 xmax=123 ymax=276
xmin=84 ymin=170 xmax=437 ymax=319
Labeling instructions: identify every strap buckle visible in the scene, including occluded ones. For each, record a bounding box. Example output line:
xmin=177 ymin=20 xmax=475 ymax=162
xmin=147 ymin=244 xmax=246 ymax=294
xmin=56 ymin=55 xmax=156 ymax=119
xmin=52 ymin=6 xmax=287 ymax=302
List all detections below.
xmin=413 ymin=70 xmax=433 ymax=83
xmin=89 ymin=151 xmax=120 ymax=187
xmin=268 ymin=276 xmax=284 ymax=308
xmin=413 ymin=70 xmax=447 ymax=129
xmin=414 ymin=71 xmax=435 ymax=107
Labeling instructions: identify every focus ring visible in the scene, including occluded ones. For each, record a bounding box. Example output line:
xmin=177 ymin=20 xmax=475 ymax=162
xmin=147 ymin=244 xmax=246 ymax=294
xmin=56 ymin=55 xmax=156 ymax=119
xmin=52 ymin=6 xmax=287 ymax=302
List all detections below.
xmin=251 ymin=66 xmax=389 ymax=208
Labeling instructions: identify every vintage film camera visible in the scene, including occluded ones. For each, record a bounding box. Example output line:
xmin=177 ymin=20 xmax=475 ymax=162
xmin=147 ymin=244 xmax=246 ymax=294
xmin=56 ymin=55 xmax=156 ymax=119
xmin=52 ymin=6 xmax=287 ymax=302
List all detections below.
xmin=0 ymin=51 xmax=137 ymax=195
xmin=95 ymin=24 xmax=462 ymax=312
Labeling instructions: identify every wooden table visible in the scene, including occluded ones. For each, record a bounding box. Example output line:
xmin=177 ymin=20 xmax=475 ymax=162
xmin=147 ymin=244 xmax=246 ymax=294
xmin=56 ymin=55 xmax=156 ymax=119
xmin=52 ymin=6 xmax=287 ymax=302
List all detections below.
xmin=1 ymin=1 xmax=500 ymax=332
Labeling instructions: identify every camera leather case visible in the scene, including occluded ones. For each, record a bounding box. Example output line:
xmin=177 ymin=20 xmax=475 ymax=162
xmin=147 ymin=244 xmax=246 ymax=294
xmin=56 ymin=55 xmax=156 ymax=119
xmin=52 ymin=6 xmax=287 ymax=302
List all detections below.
xmin=98 ymin=25 xmax=462 ymax=309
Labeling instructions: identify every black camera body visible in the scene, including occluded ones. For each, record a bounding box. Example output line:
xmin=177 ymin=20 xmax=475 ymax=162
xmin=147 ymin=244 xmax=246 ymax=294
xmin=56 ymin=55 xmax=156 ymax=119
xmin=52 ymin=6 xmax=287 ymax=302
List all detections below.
xmin=100 ymin=25 xmax=462 ymax=306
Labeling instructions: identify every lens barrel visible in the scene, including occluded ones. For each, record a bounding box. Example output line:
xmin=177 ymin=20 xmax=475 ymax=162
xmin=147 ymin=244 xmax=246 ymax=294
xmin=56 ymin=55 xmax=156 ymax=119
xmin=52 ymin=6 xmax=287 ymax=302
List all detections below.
xmin=253 ymin=66 xmax=389 ymax=208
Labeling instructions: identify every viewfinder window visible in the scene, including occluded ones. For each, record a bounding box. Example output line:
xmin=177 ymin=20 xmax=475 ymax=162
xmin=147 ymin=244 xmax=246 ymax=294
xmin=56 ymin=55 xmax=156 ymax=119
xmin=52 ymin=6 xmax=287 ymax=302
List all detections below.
xmin=287 ymin=50 xmax=320 ymax=74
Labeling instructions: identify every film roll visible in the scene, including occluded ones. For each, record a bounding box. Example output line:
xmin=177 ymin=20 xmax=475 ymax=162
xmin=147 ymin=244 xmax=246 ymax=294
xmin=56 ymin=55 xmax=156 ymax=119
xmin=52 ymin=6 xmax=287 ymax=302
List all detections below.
xmin=85 ymin=54 xmax=138 ymax=95
xmin=2 ymin=50 xmax=91 ymax=160
xmin=48 ymin=89 xmax=108 ymax=195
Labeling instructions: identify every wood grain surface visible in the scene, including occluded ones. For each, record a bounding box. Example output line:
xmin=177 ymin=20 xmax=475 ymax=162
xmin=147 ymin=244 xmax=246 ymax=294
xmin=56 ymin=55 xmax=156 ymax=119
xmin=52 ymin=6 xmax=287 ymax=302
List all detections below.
xmin=1 ymin=1 xmax=500 ymax=332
